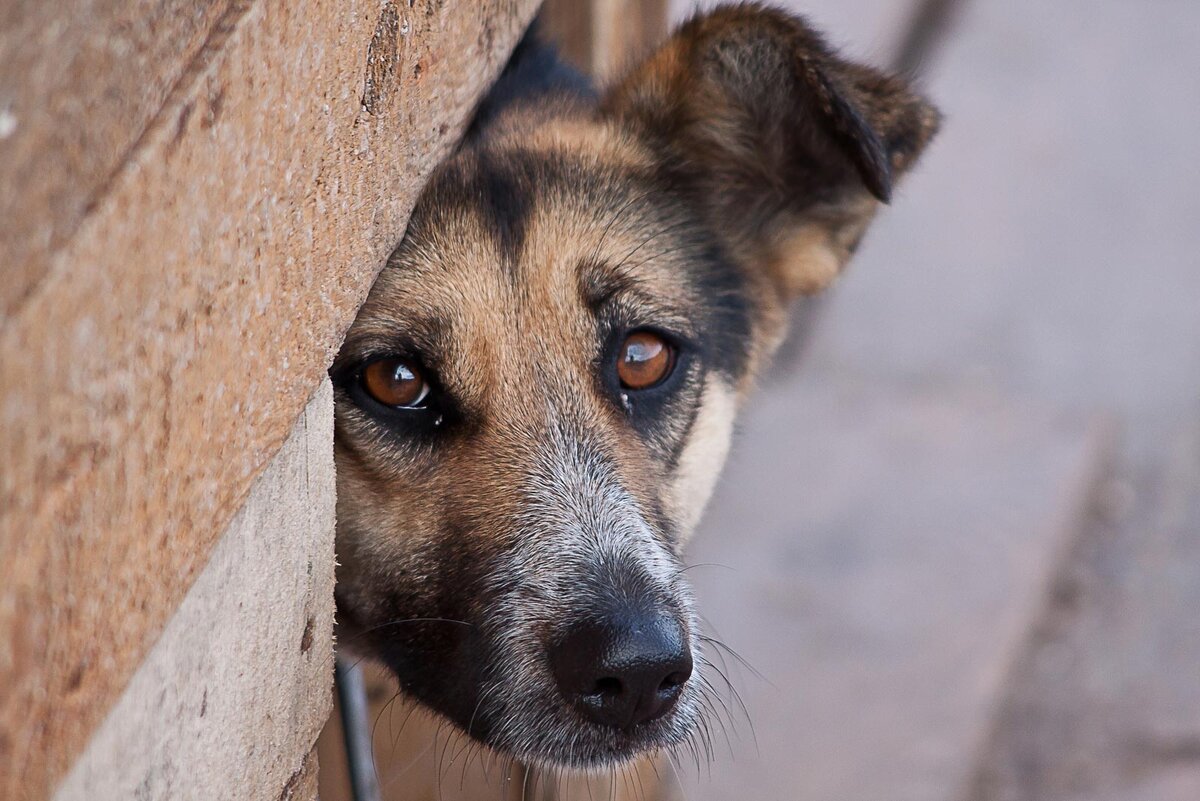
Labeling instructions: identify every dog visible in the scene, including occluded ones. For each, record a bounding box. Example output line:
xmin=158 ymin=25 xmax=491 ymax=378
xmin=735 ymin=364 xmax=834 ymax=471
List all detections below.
xmin=330 ymin=1 xmax=938 ymax=775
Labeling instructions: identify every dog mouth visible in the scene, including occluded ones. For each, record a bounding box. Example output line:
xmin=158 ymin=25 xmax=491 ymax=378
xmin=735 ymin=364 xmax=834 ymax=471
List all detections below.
xmin=446 ymin=679 xmax=702 ymax=771
xmin=466 ymin=675 xmax=702 ymax=771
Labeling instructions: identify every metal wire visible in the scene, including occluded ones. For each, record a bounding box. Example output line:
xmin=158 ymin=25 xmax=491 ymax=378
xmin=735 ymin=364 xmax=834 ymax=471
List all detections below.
xmin=336 ymin=656 xmax=383 ymax=801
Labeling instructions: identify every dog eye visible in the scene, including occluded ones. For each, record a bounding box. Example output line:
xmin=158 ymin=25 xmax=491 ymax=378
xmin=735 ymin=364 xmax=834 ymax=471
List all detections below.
xmin=617 ymin=331 xmax=676 ymax=390
xmin=361 ymin=357 xmax=431 ymax=408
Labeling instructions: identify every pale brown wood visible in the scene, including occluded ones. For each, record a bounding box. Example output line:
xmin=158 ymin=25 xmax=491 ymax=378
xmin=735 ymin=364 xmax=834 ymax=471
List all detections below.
xmin=0 ymin=0 xmax=232 ymax=321
xmin=0 ymin=1 xmax=540 ymax=798
xmin=54 ymin=381 xmax=335 ymax=801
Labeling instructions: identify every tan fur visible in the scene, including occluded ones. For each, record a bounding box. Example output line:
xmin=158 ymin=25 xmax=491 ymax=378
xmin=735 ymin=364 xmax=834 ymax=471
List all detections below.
xmin=772 ymin=223 xmax=843 ymax=296
xmin=668 ymin=377 xmax=736 ymax=538
xmin=768 ymin=195 xmax=879 ymax=297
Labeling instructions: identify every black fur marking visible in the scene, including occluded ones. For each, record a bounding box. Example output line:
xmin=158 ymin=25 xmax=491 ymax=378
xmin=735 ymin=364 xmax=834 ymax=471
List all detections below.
xmin=681 ymin=233 xmax=755 ymax=381
xmin=475 ymin=152 xmax=533 ymax=277
xmin=370 ymin=518 xmax=493 ymax=732
xmin=466 ymin=19 xmax=597 ymax=141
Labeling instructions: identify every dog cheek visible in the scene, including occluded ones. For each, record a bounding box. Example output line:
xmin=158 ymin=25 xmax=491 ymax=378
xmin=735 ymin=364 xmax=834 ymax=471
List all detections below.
xmin=667 ymin=377 xmax=736 ymax=539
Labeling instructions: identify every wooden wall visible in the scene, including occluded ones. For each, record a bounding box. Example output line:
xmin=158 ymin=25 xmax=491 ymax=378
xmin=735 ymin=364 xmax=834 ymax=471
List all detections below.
xmin=0 ymin=1 xmax=539 ymax=798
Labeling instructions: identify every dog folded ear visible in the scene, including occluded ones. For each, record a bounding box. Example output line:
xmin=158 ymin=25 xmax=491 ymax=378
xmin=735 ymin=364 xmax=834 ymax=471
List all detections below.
xmin=599 ymin=3 xmax=939 ymax=301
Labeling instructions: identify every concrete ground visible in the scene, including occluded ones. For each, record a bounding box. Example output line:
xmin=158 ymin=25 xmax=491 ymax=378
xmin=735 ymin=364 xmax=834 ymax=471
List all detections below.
xmin=670 ymin=0 xmax=1200 ymax=799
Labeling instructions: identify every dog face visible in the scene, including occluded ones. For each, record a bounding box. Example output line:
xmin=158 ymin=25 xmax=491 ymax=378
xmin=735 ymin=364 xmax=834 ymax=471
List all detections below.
xmin=332 ymin=4 xmax=937 ymax=770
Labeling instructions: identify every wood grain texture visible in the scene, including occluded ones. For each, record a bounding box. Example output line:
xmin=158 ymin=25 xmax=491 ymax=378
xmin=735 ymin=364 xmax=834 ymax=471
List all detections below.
xmin=0 ymin=1 xmax=540 ymax=797
xmin=53 ymin=381 xmax=335 ymax=801
xmin=0 ymin=0 xmax=232 ymax=321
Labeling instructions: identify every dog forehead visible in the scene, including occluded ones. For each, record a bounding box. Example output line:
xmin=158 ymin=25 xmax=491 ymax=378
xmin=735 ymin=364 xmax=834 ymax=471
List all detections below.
xmin=415 ymin=145 xmax=672 ymax=269
xmin=373 ymin=146 xmax=699 ymax=332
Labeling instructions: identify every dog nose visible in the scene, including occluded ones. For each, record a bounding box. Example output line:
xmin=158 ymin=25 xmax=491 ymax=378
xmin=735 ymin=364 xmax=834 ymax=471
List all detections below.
xmin=549 ymin=614 xmax=692 ymax=730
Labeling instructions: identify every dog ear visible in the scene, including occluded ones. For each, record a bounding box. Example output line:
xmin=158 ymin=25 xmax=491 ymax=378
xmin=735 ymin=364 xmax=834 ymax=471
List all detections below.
xmin=599 ymin=4 xmax=939 ymax=302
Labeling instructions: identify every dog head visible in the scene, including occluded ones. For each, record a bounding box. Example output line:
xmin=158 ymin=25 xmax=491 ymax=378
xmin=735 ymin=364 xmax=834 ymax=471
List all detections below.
xmin=331 ymin=3 xmax=938 ymax=770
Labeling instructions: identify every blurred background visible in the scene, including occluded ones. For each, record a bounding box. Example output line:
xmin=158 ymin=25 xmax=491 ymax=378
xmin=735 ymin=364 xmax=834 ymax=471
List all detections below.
xmin=672 ymin=1 xmax=1200 ymax=800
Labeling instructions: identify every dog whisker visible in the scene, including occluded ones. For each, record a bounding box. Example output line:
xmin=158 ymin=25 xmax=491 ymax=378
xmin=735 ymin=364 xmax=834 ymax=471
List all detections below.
xmin=609 ymin=217 xmax=702 ymax=277
xmin=442 ymin=721 xmax=480 ymax=781
xmin=697 ymin=663 xmax=757 ymax=757
xmin=697 ymin=632 xmax=768 ymax=684
xmin=375 ymin=709 xmax=438 ymax=793
xmin=433 ymin=717 xmax=448 ymax=801
xmin=699 ymin=686 xmax=737 ymax=761
xmin=519 ymin=759 xmax=532 ymax=801
xmin=662 ymin=747 xmax=689 ymax=797
xmin=673 ymin=561 xmax=736 ymax=577
xmin=368 ymin=688 xmax=399 ymax=760
xmin=682 ymin=724 xmax=708 ymax=780
xmin=342 ymin=616 xmax=474 ymax=642
xmin=697 ymin=652 xmax=755 ymax=732
xmin=696 ymin=670 xmax=739 ymax=737
xmin=585 ymin=185 xmax=663 ymax=270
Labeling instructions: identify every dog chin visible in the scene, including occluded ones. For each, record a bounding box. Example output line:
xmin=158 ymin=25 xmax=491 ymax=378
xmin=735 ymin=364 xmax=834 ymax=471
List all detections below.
xmin=489 ymin=700 xmax=700 ymax=771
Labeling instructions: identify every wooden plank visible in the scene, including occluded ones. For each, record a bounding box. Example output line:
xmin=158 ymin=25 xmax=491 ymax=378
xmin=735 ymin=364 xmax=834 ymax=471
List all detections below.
xmin=0 ymin=0 xmax=231 ymax=321
xmin=541 ymin=0 xmax=668 ymax=81
xmin=53 ymin=380 xmax=335 ymax=801
xmin=0 ymin=1 xmax=541 ymax=798
xmin=970 ymin=415 xmax=1200 ymax=801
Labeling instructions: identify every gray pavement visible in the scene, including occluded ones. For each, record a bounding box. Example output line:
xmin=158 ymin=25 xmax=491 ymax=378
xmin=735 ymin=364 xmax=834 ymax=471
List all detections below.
xmin=971 ymin=417 xmax=1200 ymax=801
xmin=671 ymin=0 xmax=1200 ymax=798
xmin=677 ymin=373 xmax=1107 ymax=801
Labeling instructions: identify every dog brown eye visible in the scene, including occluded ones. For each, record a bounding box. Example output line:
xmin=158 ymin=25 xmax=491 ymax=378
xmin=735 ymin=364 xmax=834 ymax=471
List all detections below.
xmin=361 ymin=357 xmax=430 ymax=408
xmin=617 ymin=331 xmax=675 ymax=390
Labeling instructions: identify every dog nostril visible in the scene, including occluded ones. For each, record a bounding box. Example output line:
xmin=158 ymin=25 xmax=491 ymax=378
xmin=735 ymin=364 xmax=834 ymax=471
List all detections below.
xmin=592 ymin=676 xmax=622 ymax=697
xmin=659 ymin=671 xmax=686 ymax=692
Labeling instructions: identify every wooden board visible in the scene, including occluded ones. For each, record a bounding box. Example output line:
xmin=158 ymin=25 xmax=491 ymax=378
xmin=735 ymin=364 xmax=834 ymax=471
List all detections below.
xmin=0 ymin=0 xmax=230 ymax=321
xmin=541 ymin=0 xmax=668 ymax=81
xmin=0 ymin=1 xmax=540 ymax=798
xmin=54 ymin=381 xmax=335 ymax=801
